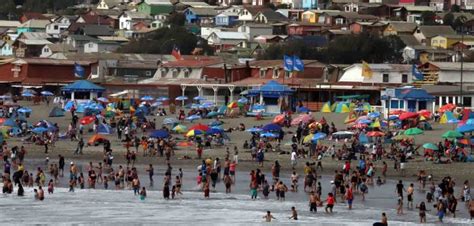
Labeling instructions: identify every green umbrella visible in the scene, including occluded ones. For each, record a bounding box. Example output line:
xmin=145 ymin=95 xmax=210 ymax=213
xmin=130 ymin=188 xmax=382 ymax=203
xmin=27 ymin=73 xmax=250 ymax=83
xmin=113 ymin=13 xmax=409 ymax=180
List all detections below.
xmin=422 ymin=143 xmax=438 ymax=150
xmin=441 ymin=130 xmax=463 ymax=139
xmin=404 ymin=128 xmax=424 ymax=136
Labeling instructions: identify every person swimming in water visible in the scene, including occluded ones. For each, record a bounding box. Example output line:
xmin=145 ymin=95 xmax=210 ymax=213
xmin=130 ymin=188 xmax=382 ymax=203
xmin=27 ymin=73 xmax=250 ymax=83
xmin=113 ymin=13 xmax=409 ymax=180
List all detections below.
xmin=263 ymin=211 xmax=276 ymax=222
xmin=139 ymin=187 xmax=146 ymax=200
xmin=289 ymin=207 xmax=298 ymax=220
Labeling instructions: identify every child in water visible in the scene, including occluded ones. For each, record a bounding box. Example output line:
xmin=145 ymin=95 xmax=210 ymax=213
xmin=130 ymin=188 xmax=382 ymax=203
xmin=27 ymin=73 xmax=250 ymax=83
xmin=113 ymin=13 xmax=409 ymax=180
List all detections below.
xmin=139 ymin=187 xmax=146 ymax=200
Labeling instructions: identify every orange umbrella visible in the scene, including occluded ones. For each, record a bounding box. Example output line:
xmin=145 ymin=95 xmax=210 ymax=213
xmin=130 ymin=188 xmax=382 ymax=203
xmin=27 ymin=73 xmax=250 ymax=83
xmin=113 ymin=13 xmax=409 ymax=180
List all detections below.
xmin=87 ymin=134 xmax=107 ymax=145
xmin=390 ymin=110 xmax=405 ymax=115
xmin=80 ymin=116 xmax=95 ymax=125
xmin=0 ymin=118 xmax=6 ymax=125
xmin=439 ymin=103 xmax=456 ymax=113
xmin=367 ymin=131 xmax=385 ymax=137
xmin=418 ymin=110 xmax=432 ymax=118
xmin=177 ymin=141 xmax=194 ymax=147
xmin=273 ymin=114 xmax=285 ymax=124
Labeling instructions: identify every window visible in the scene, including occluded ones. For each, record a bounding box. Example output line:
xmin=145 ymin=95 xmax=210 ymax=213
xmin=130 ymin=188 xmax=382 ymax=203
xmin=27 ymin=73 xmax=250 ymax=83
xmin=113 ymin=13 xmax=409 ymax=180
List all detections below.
xmin=44 ymin=48 xmax=49 ymax=53
xmin=160 ymin=68 xmax=167 ymax=77
xmin=285 ymin=71 xmax=291 ymax=78
xmin=183 ymin=68 xmax=190 ymax=78
xmin=272 ymin=68 xmax=279 ymax=78
xmin=88 ymin=43 xmax=94 ymax=48
xmin=335 ymin=18 xmax=344 ymax=25
xmin=54 ymin=25 xmax=58 ymax=30
xmin=172 ymin=69 xmax=179 ymax=78
xmin=382 ymin=74 xmax=389 ymax=83
xmin=402 ymin=74 xmax=408 ymax=83
xmin=145 ymin=71 xmax=152 ymax=76
xmin=432 ymin=40 xmax=438 ymax=44
xmin=259 ymin=69 xmax=265 ymax=78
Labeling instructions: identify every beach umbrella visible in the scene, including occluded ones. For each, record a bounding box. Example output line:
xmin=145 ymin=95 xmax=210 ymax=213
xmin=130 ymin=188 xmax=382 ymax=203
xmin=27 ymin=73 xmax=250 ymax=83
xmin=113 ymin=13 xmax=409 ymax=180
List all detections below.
xmin=237 ymin=97 xmax=248 ymax=104
xmin=246 ymin=127 xmax=262 ymax=133
xmin=297 ymin=106 xmax=310 ymax=113
xmin=200 ymin=102 xmax=214 ymax=109
xmin=189 ymin=124 xmax=209 ymax=131
xmin=404 ymin=128 xmax=424 ymax=136
xmin=193 ymin=96 xmax=206 ymax=101
xmin=175 ymin=96 xmax=188 ymax=101
xmin=0 ymin=95 xmax=11 ymax=100
xmin=157 ymin=96 xmax=169 ymax=102
xmin=17 ymin=107 xmax=32 ymax=113
xmin=466 ymin=119 xmax=474 ymax=125
xmin=447 ymin=119 xmax=460 ymax=124
xmin=227 ymin=102 xmax=239 ymax=109
xmin=3 ymin=119 xmax=16 ymax=127
xmin=140 ymin=96 xmax=154 ymax=101
xmin=208 ymin=120 xmax=222 ymax=127
xmin=80 ymin=116 xmax=95 ymax=125
xmin=312 ymin=132 xmax=327 ymax=140
xmin=367 ymin=131 xmax=385 ymax=137
xmin=260 ymin=132 xmax=277 ymax=138
xmin=291 ymin=114 xmax=313 ymax=125
xmin=41 ymin=91 xmax=54 ymax=96
xmin=418 ymin=110 xmax=432 ymax=118
xmin=399 ymin=112 xmax=419 ymax=120
xmin=172 ymin=125 xmax=188 ymax=133
xmin=177 ymin=141 xmax=194 ymax=147
xmin=422 ymin=143 xmax=438 ymax=150
xmin=262 ymin=123 xmax=281 ymax=132
xmin=186 ymin=114 xmax=201 ymax=122
xmin=439 ymin=103 xmax=456 ymax=112
xmin=352 ymin=123 xmax=368 ymax=129
xmin=206 ymin=111 xmax=219 ymax=118
xmin=388 ymin=115 xmax=399 ymax=120
xmin=442 ymin=130 xmax=463 ymax=139
xmin=163 ymin=118 xmax=179 ymax=125
xmin=273 ymin=114 xmax=285 ymax=124
xmin=368 ymin=112 xmax=381 ymax=118
xmin=97 ymin=97 xmax=109 ymax=103
xmin=357 ymin=119 xmax=372 ymax=124
xmin=21 ymin=92 xmax=34 ymax=97
xmin=149 ymin=129 xmax=169 ymax=138
xmin=32 ymin=127 xmax=48 ymax=134
xmin=457 ymin=124 xmax=474 ymax=133
xmin=151 ymin=101 xmax=163 ymax=107
xmin=97 ymin=123 xmax=112 ymax=135
xmin=390 ymin=110 xmax=405 ymax=115
xmin=206 ymin=127 xmax=223 ymax=135
xmin=186 ymin=129 xmax=205 ymax=137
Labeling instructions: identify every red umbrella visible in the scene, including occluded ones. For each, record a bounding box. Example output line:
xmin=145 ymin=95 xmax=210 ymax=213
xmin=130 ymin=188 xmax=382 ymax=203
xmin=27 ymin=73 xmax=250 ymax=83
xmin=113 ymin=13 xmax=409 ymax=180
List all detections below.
xmin=367 ymin=131 xmax=385 ymax=137
xmin=273 ymin=114 xmax=285 ymax=124
xmin=80 ymin=116 xmax=95 ymax=125
xmin=418 ymin=110 xmax=432 ymax=118
xmin=352 ymin=123 xmax=368 ymax=129
xmin=399 ymin=112 xmax=419 ymax=120
xmin=188 ymin=124 xmax=209 ymax=132
xmin=0 ymin=118 xmax=6 ymax=125
xmin=390 ymin=110 xmax=405 ymax=115
xmin=439 ymin=103 xmax=456 ymax=113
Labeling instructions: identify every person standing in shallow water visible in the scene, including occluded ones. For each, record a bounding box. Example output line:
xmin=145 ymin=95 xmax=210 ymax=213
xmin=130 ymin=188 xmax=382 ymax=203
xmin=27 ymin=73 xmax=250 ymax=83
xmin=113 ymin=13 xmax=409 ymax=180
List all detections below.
xmin=163 ymin=175 xmax=170 ymax=199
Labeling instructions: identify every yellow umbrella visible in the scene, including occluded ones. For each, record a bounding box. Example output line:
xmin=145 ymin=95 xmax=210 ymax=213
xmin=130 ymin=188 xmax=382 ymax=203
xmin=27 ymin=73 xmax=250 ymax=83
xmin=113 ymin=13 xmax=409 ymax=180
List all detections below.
xmin=172 ymin=124 xmax=188 ymax=133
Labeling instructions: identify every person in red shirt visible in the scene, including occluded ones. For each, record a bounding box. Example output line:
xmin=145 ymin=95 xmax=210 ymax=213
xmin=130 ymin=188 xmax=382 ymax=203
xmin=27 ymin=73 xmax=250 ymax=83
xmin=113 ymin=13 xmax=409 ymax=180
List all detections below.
xmin=345 ymin=185 xmax=354 ymax=210
xmin=325 ymin=192 xmax=335 ymax=213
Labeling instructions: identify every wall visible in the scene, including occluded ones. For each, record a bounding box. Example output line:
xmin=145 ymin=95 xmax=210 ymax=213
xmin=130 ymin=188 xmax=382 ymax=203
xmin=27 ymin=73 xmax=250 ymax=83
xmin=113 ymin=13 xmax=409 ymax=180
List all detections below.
xmin=438 ymin=70 xmax=474 ymax=83
xmin=340 ymin=65 xmax=413 ymax=84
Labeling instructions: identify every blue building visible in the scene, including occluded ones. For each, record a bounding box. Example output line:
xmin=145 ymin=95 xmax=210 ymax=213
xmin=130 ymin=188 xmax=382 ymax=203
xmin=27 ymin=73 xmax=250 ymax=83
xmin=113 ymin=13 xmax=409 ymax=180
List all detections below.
xmin=184 ymin=8 xmax=218 ymax=25
xmin=215 ymin=12 xmax=239 ymax=27
xmin=302 ymin=0 xmax=317 ymax=9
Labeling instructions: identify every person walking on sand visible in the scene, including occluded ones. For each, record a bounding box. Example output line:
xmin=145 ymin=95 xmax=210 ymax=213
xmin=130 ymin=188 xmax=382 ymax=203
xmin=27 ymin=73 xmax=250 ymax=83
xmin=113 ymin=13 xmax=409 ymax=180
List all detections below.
xmin=146 ymin=164 xmax=154 ymax=187
xmin=397 ymin=196 xmax=404 ymax=215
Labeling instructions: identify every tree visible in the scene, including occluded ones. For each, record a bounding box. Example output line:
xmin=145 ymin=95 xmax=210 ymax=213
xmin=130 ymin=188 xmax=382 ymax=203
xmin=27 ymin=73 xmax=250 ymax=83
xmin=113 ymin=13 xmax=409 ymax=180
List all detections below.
xmin=451 ymin=4 xmax=461 ymax=12
xmin=118 ymin=26 xmax=214 ymax=56
xmin=453 ymin=15 xmax=468 ymax=32
xmin=443 ymin=13 xmax=454 ymax=27
xmin=0 ymin=0 xmax=18 ymax=20
xmin=421 ymin=11 xmax=437 ymax=25
xmin=166 ymin=12 xmax=186 ymax=27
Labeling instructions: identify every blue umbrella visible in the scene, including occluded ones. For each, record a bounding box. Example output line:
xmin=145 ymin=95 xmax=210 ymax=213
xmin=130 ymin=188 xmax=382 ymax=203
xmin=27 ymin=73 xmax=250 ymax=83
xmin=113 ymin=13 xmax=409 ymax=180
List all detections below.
xmin=193 ymin=96 xmax=206 ymax=101
xmin=200 ymin=102 xmax=214 ymax=108
xmin=32 ymin=127 xmax=48 ymax=134
xmin=354 ymin=107 xmax=364 ymax=112
xmin=21 ymin=92 xmax=34 ymax=97
xmin=368 ymin=112 xmax=381 ymax=118
xmin=141 ymin=96 xmax=154 ymax=101
xmin=157 ymin=96 xmax=169 ymax=102
xmin=97 ymin=123 xmax=112 ymax=134
xmin=163 ymin=118 xmax=178 ymax=125
xmin=97 ymin=97 xmax=109 ymax=102
xmin=41 ymin=91 xmax=54 ymax=96
xmin=237 ymin=97 xmax=248 ymax=104
xmin=262 ymin=123 xmax=281 ymax=132
xmin=260 ymin=132 xmax=277 ymax=138
xmin=0 ymin=95 xmax=11 ymax=99
xmin=247 ymin=127 xmax=263 ymax=133
xmin=175 ymin=96 xmax=188 ymax=101
xmin=17 ymin=107 xmax=32 ymax=113
xmin=186 ymin=115 xmax=201 ymax=121
xmin=207 ymin=112 xmax=219 ymax=118
xmin=149 ymin=129 xmax=169 ymax=138
xmin=152 ymin=101 xmax=163 ymax=107
xmin=358 ymin=119 xmax=372 ymax=124
xmin=457 ymin=124 xmax=474 ymax=133
xmin=388 ymin=115 xmax=399 ymax=120
xmin=311 ymin=132 xmax=327 ymax=140
xmin=206 ymin=127 xmax=223 ymax=134
xmin=466 ymin=119 xmax=474 ymax=125
xmin=448 ymin=119 xmax=460 ymax=124
xmin=297 ymin=106 xmax=310 ymax=113
xmin=208 ymin=120 xmax=223 ymax=126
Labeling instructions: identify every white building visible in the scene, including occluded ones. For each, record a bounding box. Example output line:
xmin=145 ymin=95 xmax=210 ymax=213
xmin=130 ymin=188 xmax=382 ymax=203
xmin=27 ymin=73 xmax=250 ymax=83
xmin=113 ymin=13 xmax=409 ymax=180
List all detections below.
xmin=119 ymin=11 xmax=151 ymax=30
xmin=340 ymin=64 xmax=413 ymax=85
xmin=45 ymin=16 xmax=73 ymax=38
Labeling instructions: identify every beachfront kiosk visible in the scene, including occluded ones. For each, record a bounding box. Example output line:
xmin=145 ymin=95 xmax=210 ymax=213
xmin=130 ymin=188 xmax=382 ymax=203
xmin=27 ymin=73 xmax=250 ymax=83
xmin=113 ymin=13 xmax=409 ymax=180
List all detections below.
xmin=61 ymin=80 xmax=105 ymax=100
xmin=248 ymin=80 xmax=294 ymax=114
xmin=381 ymin=87 xmax=435 ymax=117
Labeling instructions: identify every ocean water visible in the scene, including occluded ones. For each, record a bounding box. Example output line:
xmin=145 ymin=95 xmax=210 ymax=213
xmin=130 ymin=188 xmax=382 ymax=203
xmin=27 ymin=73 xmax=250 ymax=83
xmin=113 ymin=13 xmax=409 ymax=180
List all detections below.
xmin=0 ymin=186 xmax=471 ymax=225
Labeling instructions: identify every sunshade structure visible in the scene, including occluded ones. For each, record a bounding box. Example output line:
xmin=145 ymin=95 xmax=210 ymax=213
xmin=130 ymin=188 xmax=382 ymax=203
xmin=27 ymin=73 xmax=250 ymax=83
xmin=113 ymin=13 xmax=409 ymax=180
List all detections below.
xmin=186 ymin=114 xmax=201 ymax=122
xmin=273 ymin=114 xmax=285 ymax=124
xmin=248 ymin=80 xmax=294 ymax=97
xmin=206 ymin=127 xmax=223 ymax=135
xmin=399 ymin=112 xmax=418 ymax=120
xmin=442 ymin=130 xmax=463 ymax=139
xmin=80 ymin=116 xmax=95 ymax=125
xmin=237 ymin=97 xmax=248 ymax=104
xmin=97 ymin=97 xmax=109 ymax=103
xmin=246 ymin=127 xmax=263 ymax=133
xmin=140 ymin=96 xmax=154 ymax=101
xmin=97 ymin=123 xmax=112 ymax=134
xmin=321 ymin=102 xmax=332 ymax=113
xmin=17 ymin=107 xmax=32 ymax=113
xmin=291 ymin=114 xmax=313 ymax=125
xmin=186 ymin=129 xmax=205 ymax=137
xmin=439 ymin=103 xmax=456 ymax=113
xmin=332 ymin=131 xmax=354 ymax=139
xmin=260 ymin=132 xmax=277 ymax=138
xmin=404 ymin=128 xmax=424 ymax=135
xmin=262 ymin=123 xmax=282 ymax=132
xmin=333 ymin=102 xmax=350 ymax=113
xmin=32 ymin=127 xmax=48 ymax=134
xmin=227 ymin=101 xmax=240 ymax=109
xmin=303 ymin=132 xmax=327 ymax=143
xmin=367 ymin=131 xmax=385 ymax=137
xmin=457 ymin=124 xmax=474 ymax=133
xmin=422 ymin=143 xmax=438 ymax=150
xmin=149 ymin=130 xmax=169 ymax=138
xmin=88 ymin=134 xmax=108 ymax=146
xmin=297 ymin=106 xmax=310 ymax=113
xmin=189 ymin=124 xmax=209 ymax=131
xmin=41 ymin=91 xmax=54 ymax=96
xmin=61 ymin=80 xmax=105 ymax=100
xmin=172 ymin=125 xmax=188 ymax=133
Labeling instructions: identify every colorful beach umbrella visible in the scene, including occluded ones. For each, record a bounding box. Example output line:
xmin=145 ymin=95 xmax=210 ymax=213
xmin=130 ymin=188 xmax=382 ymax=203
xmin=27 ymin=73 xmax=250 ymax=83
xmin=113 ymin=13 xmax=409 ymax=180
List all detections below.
xmin=193 ymin=96 xmax=206 ymax=101
xmin=404 ymin=128 xmax=424 ymax=136
xmin=367 ymin=131 xmax=385 ymax=137
xmin=273 ymin=114 xmax=285 ymax=124
xmin=260 ymin=132 xmax=277 ymax=138
xmin=97 ymin=97 xmax=109 ymax=103
xmin=246 ymin=127 xmax=262 ymax=133
xmin=457 ymin=124 xmax=474 ymax=133
xmin=439 ymin=103 xmax=456 ymax=113
xmin=312 ymin=132 xmax=327 ymax=140
xmin=367 ymin=112 xmax=381 ymax=118
xmin=291 ymin=114 xmax=313 ymax=125
xmin=422 ymin=143 xmax=438 ymax=150
xmin=227 ymin=102 xmax=239 ymax=108
xmin=186 ymin=114 xmax=201 ymax=121
xmin=32 ymin=127 xmax=48 ymax=134
xmin=442 ymin=130 xmax=463 ymax=139
xmin=262 ymin=123 xmax=281 ymax=132
xmin=157 ymin=96 xmax=169 ymax=102
xmin=17 ymin=107 xmax=32 ymax=113
xmin=172 ymin=125 xmax=188 ymax=133
xmin=189 ymin=124 xmax=209 ymax=132
xmin=186 ymin=129 xmax=205 ymax=137
xmin=237 ymin=97 xmax=248 ymax=104
xmin=21 ymin=92 xmax=34 ymax=97
xmin=163 ymin=118 xmax=178 ymax=125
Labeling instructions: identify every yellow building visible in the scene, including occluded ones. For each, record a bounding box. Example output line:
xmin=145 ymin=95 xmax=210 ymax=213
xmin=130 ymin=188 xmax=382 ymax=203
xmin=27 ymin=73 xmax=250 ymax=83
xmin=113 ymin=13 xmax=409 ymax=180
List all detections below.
xmin=301 ymin=11 xmax=317 ymax=23
xmin=431 ymin=35 xmax=474 ymax=49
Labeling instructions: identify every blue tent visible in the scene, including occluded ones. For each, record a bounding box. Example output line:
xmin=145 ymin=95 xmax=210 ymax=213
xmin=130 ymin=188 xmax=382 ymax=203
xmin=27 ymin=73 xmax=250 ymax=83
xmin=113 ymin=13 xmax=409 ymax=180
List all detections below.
xmin=150 ymin=130 xmax=169 ymax=138
xmin=248 ymin=80 xmax=294 ymax=98
xmin=64 ymin=100 xmax=75 ymax=111
xmin=61 ymin=80 xmax=105 ymax=92
xmin=97 ymin=123 xmax=112 ymax=134
xmin=49 ymin=106 xmax=65 ymax=117
xmin=3 ymin=118 xmax=17 ymax=127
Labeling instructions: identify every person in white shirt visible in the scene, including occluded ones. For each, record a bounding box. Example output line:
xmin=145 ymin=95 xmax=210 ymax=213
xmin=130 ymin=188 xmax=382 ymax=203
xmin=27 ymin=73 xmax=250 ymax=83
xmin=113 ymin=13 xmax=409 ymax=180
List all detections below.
xmin=291 ymin=151 xmax=297 ymax=170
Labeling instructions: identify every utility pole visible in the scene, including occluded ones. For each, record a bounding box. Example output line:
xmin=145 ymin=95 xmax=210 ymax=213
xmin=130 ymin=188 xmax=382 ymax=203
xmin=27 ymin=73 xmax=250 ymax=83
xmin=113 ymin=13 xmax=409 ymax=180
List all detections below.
xmin=460 ymin=25 xmax=465 ymax=107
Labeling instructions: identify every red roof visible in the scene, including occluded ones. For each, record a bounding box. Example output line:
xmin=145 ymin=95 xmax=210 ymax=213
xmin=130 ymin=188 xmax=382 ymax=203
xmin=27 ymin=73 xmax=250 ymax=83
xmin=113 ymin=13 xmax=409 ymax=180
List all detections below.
xmin=21 ymin=12 xmax=48 ymax=20
xmin=163 ymin=58 xmax=222 ymax=68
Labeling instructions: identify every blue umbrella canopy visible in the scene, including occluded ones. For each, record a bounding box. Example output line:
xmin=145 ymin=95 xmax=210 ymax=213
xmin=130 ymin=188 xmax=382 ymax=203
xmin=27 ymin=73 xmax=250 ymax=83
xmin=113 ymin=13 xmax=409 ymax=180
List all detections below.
xmin=262 ymin=123 xmax=281 ymax=131
xmin=247 ymin=127 xmax=263 ymax=133
xmin=140 ymin=96 xmax=154 ymax=101
xmin=152 ymin=101 xmax=163 ymax=107
xmin=97 ymin=97 xmax=109 ymax=102
xmin=457 ymin=124 xmax=474 ymax=133
xmin=3 ymin=118 xmax=17 ymax=127
xmin=186 ymin=115 xmax=201 ymax=121
xmin=157 ymin=96 xmax=169 ymax=102
xmin=206 ymin=112 xmax=219 ymax=118
xmin=260 ymin=132 xmax=277 ymax=138
xmin=149 ymin=129 xmax=169 ymax=138
xmin=41 ymin=91 xmax=54 ymax=96
xmin=358 ymin=119 xmax=372 ymax=124
xmin=175 ymin=96 xmax=188 ymax=101
xmin=193 ymin=96 xmax=206 ymax=101
xmin=311 ymin=132 xmax=327 ymax=140
xmin=17 ymin=107 xmax=32 ymax=113
xmin=237 ymin=97 xmax=248 ymax=104
xmin=368 ymin=112 xmax=381 ymax=118
xmin=32 ymin=127 xmax=48 ymax=134
xmin=206 ymin=127 xmax=223 ymax=134
xmin=208 ymin=120 xmax=222 ymax=126
xmin=21 ymin=92 xmax=34 ymax=97
xmin=163 ymin=118 xmax=178 ymax=125
xmin=297 ymin=106 xmax=310 ymax=113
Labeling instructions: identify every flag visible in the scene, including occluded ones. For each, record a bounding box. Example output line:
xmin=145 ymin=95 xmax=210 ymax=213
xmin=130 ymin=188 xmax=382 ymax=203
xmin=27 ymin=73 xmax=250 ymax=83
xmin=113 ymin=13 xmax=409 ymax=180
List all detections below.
xmin=293 ymin=55 xmax=304 ymax=72
xmin=412 ymin=64 xmax=424 ymax=80
xmin=361 ymin=61 xmax=372 ymax=78
xmin=283 ymin=55 xmax=294 ymax=72
xmin=171 ymin=45 xmax=182 ymax=60
xmin=74 ymin=63 xmax=85 ymax=78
